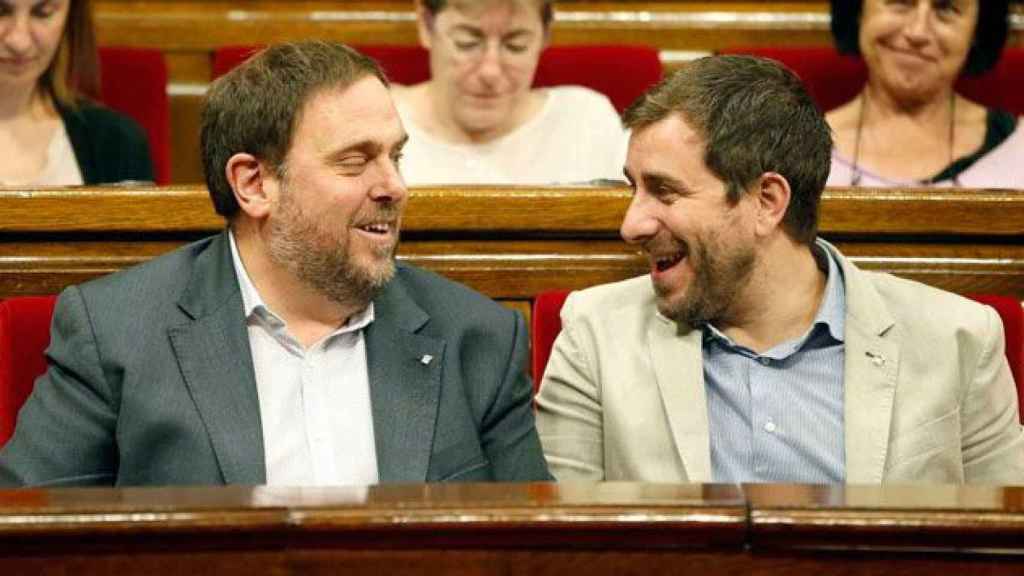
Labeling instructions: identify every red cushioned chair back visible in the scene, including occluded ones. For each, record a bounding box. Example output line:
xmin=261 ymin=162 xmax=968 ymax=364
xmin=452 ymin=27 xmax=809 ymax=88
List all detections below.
xmin=533 ymin=44 xmax=663 ymax=113
xmin=0 ymin=296 xmax=58 ymax=447
xmin=967 ymin=294 xmax=1024 ymax=422
xmin=212 ymin=44 xmax=662 ymax=113
xmin=720 ymin=46 xmax=1024 ymax=116
xmin=98 ymin=47 xmax=171 ymax=185
xmin=530 ymin=290 xmax=571 ymax=391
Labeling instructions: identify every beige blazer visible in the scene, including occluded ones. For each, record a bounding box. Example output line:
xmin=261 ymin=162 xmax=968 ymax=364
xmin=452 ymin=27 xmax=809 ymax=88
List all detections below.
xmin=536 ymin=244 xmax=1024 ymax=485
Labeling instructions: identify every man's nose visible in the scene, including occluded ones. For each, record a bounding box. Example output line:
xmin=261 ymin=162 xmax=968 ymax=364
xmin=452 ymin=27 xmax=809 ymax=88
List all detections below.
xmin=620 ymin=192 xmax=660 ymax=245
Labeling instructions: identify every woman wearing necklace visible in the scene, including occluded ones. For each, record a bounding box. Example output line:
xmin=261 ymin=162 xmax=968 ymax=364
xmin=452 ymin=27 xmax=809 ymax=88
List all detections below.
xmin=826 ymin=0 xmax=1022 ymax=189
xmin=0 ymin=0 xmax=153 ymax=186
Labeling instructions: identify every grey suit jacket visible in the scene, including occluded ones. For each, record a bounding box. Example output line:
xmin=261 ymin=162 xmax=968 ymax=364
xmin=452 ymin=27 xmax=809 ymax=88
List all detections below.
xmin=0 ymin=232 xmax=550 ymax=486
xmin=536 ymin=242 xmax=1024 ymax=485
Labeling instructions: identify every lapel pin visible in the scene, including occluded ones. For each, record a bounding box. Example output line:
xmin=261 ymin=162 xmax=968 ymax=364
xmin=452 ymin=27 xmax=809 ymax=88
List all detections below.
xmin=420 ymin=354 xmax=433 ymax=366
xmin=865 ymin=351 xmax=885 ymax=367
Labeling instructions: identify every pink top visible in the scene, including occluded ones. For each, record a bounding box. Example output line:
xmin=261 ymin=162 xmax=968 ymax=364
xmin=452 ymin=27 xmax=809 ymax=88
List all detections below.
xmin=827 ymin=120 xmax=1024 ymax=189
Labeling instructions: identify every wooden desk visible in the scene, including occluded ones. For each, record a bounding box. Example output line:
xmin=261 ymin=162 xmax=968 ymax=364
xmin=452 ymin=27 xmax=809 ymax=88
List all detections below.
xmin=1 ymin=483 xmax=1022 ymax=574
xmin=0 ymin=483 xmax=748 ymax=574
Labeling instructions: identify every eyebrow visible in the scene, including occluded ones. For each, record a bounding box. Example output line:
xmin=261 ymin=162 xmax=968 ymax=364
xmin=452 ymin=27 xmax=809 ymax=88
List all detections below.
xmin=325 ymin=134 xmax=409 ymax=162
xmin=450 ymin=24 xmax=536 ymax=40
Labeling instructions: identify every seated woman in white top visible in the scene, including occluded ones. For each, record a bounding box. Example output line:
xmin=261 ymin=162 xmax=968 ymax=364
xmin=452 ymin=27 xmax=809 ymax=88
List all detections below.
xmin=391 ymin=0 xmax=628 ymax=185
xmin=0 ymin=0 xmax=152 ymax=186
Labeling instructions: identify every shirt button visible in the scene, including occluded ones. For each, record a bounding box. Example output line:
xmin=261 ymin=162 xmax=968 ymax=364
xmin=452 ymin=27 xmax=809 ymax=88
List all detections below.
xmin=764 ymin=421 xmax=777 ymax=433
xmin=759 ymin=357 xmax=771 ymax=366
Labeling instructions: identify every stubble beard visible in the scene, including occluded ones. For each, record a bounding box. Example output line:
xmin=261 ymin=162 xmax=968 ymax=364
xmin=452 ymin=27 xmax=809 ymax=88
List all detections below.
xmin=654 ymin=230 xmax=756 ymax=329
xmin=267 ymin=189 xmax=399 ymax=310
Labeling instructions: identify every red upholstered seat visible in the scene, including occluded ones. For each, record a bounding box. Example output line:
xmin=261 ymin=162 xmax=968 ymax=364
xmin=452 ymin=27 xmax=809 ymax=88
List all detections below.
xmin=0 ymin=296 xmax=58 ymax=446
xmin=212 ymin=44 xmax=662 ymax=113
xmin=530 ymin=289 xmax=1024 ymax=420
xmin=98 ymin=46 xmax=171 ymax=185
xmin=719 ymin=46 xmax=1024 ymax=116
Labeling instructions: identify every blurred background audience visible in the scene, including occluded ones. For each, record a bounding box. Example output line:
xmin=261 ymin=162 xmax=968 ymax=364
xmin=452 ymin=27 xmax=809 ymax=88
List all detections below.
xmin=0 ymin=0 xmax=152 ymax=186
xmin=826 ymin=0 xmax=1022 ymax=188
xmin=390 ymin=0 xmax=628 ymax=185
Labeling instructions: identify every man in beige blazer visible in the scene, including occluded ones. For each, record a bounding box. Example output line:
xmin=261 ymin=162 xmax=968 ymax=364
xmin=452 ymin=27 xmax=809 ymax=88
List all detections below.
xmin=535 ymin=55 xmax=1024 ymax=485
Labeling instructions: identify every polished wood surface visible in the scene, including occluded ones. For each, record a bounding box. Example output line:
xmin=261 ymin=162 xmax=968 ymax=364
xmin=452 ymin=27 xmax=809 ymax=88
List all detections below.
xmin=1 ymin=186 xmax=1022 ymax=308
xmin=91 ymin=1 xmax=1024 ymax=183
xmin=1 ymin=483 xmax=1022 ymax=574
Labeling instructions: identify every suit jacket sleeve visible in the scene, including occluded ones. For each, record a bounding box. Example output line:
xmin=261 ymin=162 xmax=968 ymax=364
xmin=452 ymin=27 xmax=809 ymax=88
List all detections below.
xmin=535 ymin=293 xmax=606 ymax=481
xmin=961 ymin=305 xmax=1024 ymax=484
xmin=0 ymin=287 xmax=118 ymax=486
xmin=478 ymin=309 xmax=553 ymax=481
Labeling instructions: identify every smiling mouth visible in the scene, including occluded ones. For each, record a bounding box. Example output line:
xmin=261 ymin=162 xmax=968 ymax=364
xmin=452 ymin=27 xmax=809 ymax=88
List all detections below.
xmin=356 ymin=221 xmax=396 ymax=236
xmin=654 ymin=248 xmax=687 ymax=272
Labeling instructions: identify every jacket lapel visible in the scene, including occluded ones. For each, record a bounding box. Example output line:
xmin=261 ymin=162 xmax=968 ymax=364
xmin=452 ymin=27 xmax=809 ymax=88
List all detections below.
xmin=649 ymin=314 xmax=711 ymax=483
xmin=364 ymin=272 xmax=444 ymax=483
xmin=168 ymin=232 xmax=266 ymax=485
xmin=828 ymin=243 xmax=901 ymax=484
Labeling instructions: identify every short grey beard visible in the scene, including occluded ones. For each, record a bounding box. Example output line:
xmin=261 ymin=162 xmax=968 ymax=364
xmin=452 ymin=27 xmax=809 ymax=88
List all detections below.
xmin=268 ymin=197 xmax=397 ymax=310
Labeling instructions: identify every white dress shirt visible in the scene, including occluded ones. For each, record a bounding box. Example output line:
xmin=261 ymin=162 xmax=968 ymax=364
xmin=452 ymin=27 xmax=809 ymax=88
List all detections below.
xmin=229 ymin=232 xmax=379 ymax=486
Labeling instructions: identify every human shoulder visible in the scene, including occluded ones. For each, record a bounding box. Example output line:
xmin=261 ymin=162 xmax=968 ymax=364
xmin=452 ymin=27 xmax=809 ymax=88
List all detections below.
xmin=62 ymin=100 xmax=147 ymax=142
xmin=390 ymin=262 xmax=516 ymax=324
xmin=860 ymin=269 xmax=996 ymax=336
xmin=560 ymin=275 xmax=655 ymax=325
xmin=75 ymin=235 xmax=220 ymax=315
xmin=545 ymin=85 xmax=618 ymax=117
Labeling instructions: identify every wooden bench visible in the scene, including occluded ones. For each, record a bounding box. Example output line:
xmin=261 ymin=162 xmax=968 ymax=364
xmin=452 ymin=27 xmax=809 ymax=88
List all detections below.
xmin=2 ymin=186 xmax=1022 ymax=325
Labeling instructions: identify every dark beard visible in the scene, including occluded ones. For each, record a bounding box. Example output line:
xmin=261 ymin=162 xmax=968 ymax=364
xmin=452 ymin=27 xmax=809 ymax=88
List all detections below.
xmin=658 ymin=235 xmax=755 ymax=329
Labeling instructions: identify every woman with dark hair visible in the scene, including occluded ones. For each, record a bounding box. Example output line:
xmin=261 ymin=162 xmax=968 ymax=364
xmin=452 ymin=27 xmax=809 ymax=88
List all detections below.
xmin=826 ymin=0 xmax=1022 ymax=188
xmin=0 ymin=0 xmax=153 ymax=185
xmin=391 ymin=0 xmax=627 ymax=185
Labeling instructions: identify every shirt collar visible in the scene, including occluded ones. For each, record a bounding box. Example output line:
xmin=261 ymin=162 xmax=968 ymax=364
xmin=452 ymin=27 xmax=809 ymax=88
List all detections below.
xmin=228 ymin=230 xmax=375 ymax=335
xmin=703 ymin=239 xmax=846 ymax=351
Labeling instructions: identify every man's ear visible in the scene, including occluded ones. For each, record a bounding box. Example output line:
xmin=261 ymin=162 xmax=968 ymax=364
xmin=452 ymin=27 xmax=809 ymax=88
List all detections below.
xmin=416 ymin=1 xmax=435 ymax=50
xmin=225 ymin=153 xmax=276 ymax=220
xmin=753 ymin=172 xmax=792 ymax=237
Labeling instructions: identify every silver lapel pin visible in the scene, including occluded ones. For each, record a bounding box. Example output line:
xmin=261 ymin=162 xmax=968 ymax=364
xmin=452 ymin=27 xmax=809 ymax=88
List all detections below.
xmin=865 ymin=351 xmax=885 ymax=367
xmin=420 ymin=354 xmax=433 ymax=366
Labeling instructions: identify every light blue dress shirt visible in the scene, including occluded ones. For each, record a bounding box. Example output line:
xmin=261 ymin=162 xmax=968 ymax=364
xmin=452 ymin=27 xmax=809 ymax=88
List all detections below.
xmin=703 ymin=243 xmax=846 ymax=484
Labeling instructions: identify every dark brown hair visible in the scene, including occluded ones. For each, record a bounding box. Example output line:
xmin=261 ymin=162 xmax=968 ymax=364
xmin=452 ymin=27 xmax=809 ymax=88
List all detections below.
xmin=41 ymin=0 xmax=100 ymax=106
xmin=623 ymin=55 xmax=833 ymax=245
xmin=200 ymin=41 xmax=389 ymax=219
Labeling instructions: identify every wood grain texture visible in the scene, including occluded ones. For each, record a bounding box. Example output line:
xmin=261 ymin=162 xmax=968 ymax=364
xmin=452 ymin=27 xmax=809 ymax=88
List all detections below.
xmin=1 ymin=186 xmax=1022 ymax=302
xmin=2 ymin=483 xmax=1024 ymax=575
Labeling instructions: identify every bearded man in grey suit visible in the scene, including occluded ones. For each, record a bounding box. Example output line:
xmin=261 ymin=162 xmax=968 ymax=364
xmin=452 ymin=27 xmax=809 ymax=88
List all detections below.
xmin=0 ymin=41 xmax=549 ymax=487
xmin=536 ymin=55 xmax=1024 ymax=485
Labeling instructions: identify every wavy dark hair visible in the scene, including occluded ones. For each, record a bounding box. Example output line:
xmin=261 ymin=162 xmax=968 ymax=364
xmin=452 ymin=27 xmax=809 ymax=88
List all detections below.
xmin=830 ymin=0 xmax=1009 ymax=76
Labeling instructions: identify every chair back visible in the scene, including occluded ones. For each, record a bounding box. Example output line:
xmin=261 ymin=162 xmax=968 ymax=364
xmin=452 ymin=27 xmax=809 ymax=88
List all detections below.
xmin=720 ymin=46 xmax=1024 ymax=115
xmin=531 ymin=290 xmax=1024 ymax=421
xmin=98 ymin=46 xmax=171 ymax=184
xmin=967 ymin=294 xmax=1024 ymax=418
xmin=0 ymin=296 xmax=58 ymax=446
xmin=212 ymin=44 xmax=662 ymax=113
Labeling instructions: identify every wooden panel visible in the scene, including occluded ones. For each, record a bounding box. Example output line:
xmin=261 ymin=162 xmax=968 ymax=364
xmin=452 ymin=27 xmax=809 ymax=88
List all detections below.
xmin=1 ymin=186 xmax=1022 ymax=303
